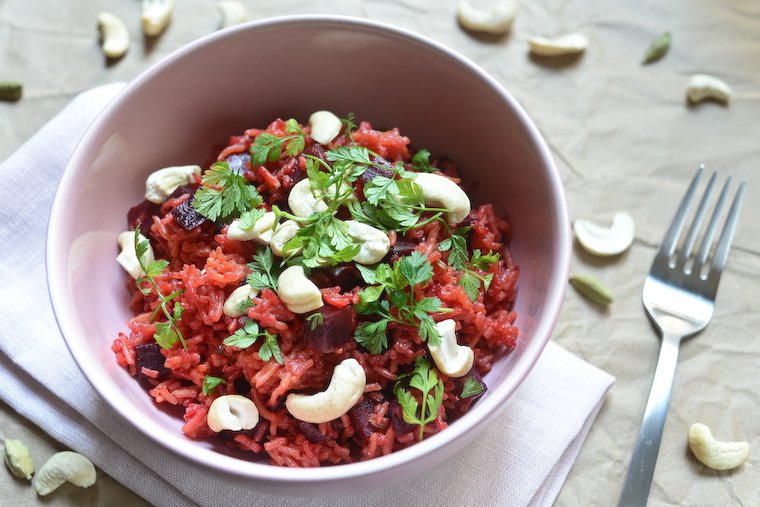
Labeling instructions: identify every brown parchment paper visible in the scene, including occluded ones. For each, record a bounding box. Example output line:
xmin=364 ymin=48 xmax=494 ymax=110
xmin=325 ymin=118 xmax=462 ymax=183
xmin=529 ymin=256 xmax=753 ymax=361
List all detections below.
xmin=1 ymin=0 xmax=758 ymax=505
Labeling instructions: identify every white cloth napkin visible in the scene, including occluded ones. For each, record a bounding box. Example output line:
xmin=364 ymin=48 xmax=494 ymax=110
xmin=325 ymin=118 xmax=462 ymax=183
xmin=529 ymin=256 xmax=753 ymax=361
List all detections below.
xmin=0 ymin=84 xmax=614 ymax=507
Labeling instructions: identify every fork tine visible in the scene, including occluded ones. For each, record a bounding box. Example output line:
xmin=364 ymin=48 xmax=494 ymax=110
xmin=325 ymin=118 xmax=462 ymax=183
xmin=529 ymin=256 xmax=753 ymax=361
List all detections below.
xmin=675 ymin=171 xmax=716 ymax=269
xmin=658 ymin=166 xmax=704 ymax=258
xmin=710 ymin=181 xmax=745 ymax=274
xmin=693 ymin=177 xmax=731 ymax=273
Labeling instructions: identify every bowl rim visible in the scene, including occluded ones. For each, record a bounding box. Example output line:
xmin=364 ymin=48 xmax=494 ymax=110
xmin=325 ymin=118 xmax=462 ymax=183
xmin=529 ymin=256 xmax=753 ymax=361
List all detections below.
xmin=46 ymin=14 xmax=571 ymax=485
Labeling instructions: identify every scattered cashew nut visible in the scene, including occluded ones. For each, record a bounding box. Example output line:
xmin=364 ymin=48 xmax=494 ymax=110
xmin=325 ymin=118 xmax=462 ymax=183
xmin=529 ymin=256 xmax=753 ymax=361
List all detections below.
xmin=222 ymin=284 xmax=259 ymax=317
xmin=428 ymin=319 xmax=474 ymax=378
xmin=277 ymin=265 xmax=324 ymax=314
xmin=412 ymin=172 xmax=471 ymax=225
xmin=97 ymin=12 xmax=130 ymax=59
xmin=270 ymin=220 xmax=301 ymax=257
xmin=34 ymin=451 xmax=96 ymax=496
xmin=141 ymin=0 xmax=174 ymax=37
xmin=528 ymin=33 xmax=588 ymax=57
xmin=4 ymin=439 xmax=35 ymax=480
xmin=457 ymin=0 xmax=518 ymax=35
xmin=288 ymin=179 xmax=329 ymax=218
xmin=687 ymin=74 xmax=732 ymax=105
xmin=688 ymin=423 xmax=750 ymax=471
xmin=573 ymin=212 xmax=635 ymax=257
xmin=117 ymin=231 xmax=153 ymax=279
xmin=216 ymin=1 xmax=248 ymax=29
xmin=309 ymin=111 xmax=343 ymax=145
xmin=227 ymin=211 xmax=278 ymax=243
xmin=144 ymin=165 xmax=201 ymax=204
xmin=207 ymin=395 xmax=259 ymax=432
xmin=285 ymin=358 xmax=366 ymax=423
xmin=345 ymin=220 xmax=390 ymax=265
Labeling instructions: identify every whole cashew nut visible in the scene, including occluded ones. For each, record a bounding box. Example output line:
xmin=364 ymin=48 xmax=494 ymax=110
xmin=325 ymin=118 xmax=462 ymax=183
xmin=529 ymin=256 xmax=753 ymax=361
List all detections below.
xmin=457 ymin=0 xmax=518 ymax=35
xmin=117 ymin=231 xmax=153 ymax=279
xmin=270 ymin=220 xmax=301 ymax=257
xmin=528 ymin=33 xmax=588 ymax=57
xmin=207 ymin=395 xmax=260 ymax=432
xmin=345 ymin=220 xmax=390 ymax=265
xmin=688 ymin=423 xmax=750 ymax=471
xmin=141 ymin=0 xmax=174 ymax=37
xmin=34 ymin=451 xmax=96 ymax=496
xmin=309 ymin=111 xmax=343 ymax=145
xmin=97 ymin=12 xmax=130 ymax=59
xmin=428 ymin=319 xmax=474 ymax=378
xmin=222 ymin=284 xmax=259 ymax=317
xmin=227 ymin=211 xmax=278 ymax=243
xmin=285 ymin=358 xmax=366 ymax=423
xmin=412 ymin=173 xmax=471 ymax=225
xmin=3 ymin=439 xmax=34 ymax=480
xmin=687 ymin=74 xmax=732 ymax=105
xmin=216 ymin=1 xmax=248 ymax=29
xmin=145 ymin=165 xmax=201 ymax=204
xmin=573 ymin=212 xmax=635 ymax=257
xmin=288 ymin=179 xmax=329 ymax=218
xmin=277 ymin=265 xmax=324 ymax=314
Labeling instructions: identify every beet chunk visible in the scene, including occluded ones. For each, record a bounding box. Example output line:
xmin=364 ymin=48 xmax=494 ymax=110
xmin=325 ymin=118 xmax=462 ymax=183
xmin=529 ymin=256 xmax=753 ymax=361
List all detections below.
xmin=135 ymin=343 xmax=170 ymax=380
xmin=233 ymin=376 xmax=251 ymax=395
xmin=172 ymin=198 xmax=207 ymax=230
xmin=302 ymin=143 xmax=327 ymax=162
xmin=348 ymin=398 xmax=375 ymax=444
xmin=310 ymin=264 xmax=363 ymax=291
xmin=297 ymin=421 xmax=329 ymax=443
xmin=302 ymin=306 xmax=355 ymax=353
xmin=127 ymin=200 xmax=160 ymax=233
xmin=388 ymin=240 xmax=416 ymax=261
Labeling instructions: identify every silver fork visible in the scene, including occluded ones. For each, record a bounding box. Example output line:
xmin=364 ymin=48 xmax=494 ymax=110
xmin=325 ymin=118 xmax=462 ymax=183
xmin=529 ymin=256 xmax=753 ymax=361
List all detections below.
xmin=617 ymin=166 xmax=745 ymax=506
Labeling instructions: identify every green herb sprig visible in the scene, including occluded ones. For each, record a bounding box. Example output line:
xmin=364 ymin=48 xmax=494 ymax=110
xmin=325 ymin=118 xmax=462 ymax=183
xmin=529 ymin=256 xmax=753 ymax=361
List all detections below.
xmin=460 ymin=376 xmax=485 ymax=399
xmin=457 ymin=249 xmax=500 ymax=302
xmin=201 ymin=375 xmax=226 ymax=396
xmin=394 ymin=357 xmax=444 ymax=441
xmin=246 ymin=247 xmax=282 ymax=291
xmin=133 ymin=227 xmax=186 ymax=349
xmin=223 ymin=320 xmax=283 ymax=364
xmin=192 ymin=161 xmax=263 ymax=222
xmin=250 ymin=119 xmax=305 ymax=167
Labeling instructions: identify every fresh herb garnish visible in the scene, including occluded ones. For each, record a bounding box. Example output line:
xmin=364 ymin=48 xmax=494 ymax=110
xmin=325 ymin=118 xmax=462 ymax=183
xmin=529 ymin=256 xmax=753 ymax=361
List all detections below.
xmin=223 ymin=320 xmax=283 ymax=364
xmin=192 ymin=161 xmax=263 ymax=222
xmin=460 ymin=376 xmax=485 ymax=399
xmin=411 ymin=149 xmax=436 ymax=173
xmin=246 ymin=247 xmax=282 ymax=291
xmin=250 ymin=119 xmax=306 ymax=167
xmin=353 ymin=252 xmax=449 ymax=354
xmin=133 ymin=227 xmax=186 ymax=349
xmin=438 ymin=226 xmax=470 ymax=271
xmin=235 ymin=296 xmax=256 ymax=314
xmin=201 ymin=375 xmax=226 ymax=396
xmin=458 ymin=249 xmax=500 ymax=302
xmin=305 ymin=312 xmax=324 ymax=330
xmin=394 ymin=357 xmax=444 ymax=441
xmin=340 ymin=112 xmax=357 ymax=143
xmin=237 ymin=208 xmax=266 ymax=231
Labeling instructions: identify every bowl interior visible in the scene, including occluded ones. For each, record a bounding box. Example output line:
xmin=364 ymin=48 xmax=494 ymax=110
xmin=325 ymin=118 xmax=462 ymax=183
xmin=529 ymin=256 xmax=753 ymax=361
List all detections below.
xmin=48 ymin=16 xmax=570 ymax=491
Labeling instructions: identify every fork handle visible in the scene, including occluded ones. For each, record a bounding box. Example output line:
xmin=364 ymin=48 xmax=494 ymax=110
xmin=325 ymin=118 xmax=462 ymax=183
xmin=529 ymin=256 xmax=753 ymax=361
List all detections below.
xmin=617 ymin=331 xmax=682 ymax=507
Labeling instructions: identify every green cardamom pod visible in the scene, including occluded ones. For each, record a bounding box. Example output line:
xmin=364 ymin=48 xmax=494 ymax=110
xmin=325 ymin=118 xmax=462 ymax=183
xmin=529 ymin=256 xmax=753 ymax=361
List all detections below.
xmin=643 ymin=32 xmax=671 ymax=64
xmin=3 ymin=438 xmax=35 ymax=480
xmin=0 ymin=81 xmax=23 ymax=102
xmin=569 ymin=274 xmax=613 ymax=306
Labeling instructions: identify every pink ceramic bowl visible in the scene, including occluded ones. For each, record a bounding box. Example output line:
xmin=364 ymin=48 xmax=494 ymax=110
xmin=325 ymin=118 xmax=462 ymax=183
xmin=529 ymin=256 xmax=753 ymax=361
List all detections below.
xmin=47 ymin=15 xmax=570 ymax=495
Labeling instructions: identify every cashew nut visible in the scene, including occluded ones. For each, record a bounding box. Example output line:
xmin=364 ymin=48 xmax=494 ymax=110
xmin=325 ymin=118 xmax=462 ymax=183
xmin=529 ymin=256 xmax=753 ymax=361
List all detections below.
xmin=117 ymin=231 xmax=153 ymax=279
xmin=573 ymin=212 xmax=635 ymax=257
xmin=276 ymin=266 xmax=324 ymax=314
xmin=222 ymin=284 xmax=259 ymax=317
xmin=528 ymin=33 xmax=588 ymax=57
xmin=227 ymin=211 xmax=278 ymax=243
xmin=285 ymin=358 xmax=366 ymax=423
xmin=97 ymin=12 xmax=130 ymax=59
xmin=141 ymin=0 xmax=174 ymax=37
xmin=207 ymin=395 xmax=259 ymax=432
xmin=345 ymin=220 xmax=390 ymax=264
xmin=216 ymin=1 xmax=248 ymax=29
xmin=270 ymin=220 xmax=301 ymax=257
xmin=3 ymin=439 xmax=34 ymax=480
xmin=144 ymin=165 xmax=201 ymax=204
xmin=428 ymin=319 xmax=474 ymax=378
xmin=687 ymin=74 xmax=732 ymax=105
xmin=457 ymin=0 xmax=518 ymax=35
xmin=412 ymin=172 xmax=471 ymax=225
xmin=309 ymin=111 xmax=343 ymax=145
xmin=688 ymin=423 xmax=750 ymax=471
xmin=34 ymin=451 xmax=96 ymax=496
xmin=288 ymin=179 xmax=329 ymax=218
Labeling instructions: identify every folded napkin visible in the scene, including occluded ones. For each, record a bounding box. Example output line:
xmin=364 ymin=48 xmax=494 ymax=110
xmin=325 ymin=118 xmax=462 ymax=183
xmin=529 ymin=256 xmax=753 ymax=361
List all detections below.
xmin=0 ymin=84 xmax=614 ymax=507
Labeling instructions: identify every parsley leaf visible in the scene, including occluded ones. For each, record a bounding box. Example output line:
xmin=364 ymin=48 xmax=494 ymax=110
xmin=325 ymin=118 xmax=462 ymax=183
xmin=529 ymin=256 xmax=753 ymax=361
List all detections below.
xmin=223 ymin=320 xmax=284 ymax=365
xmin=411 ymin=149 xmax=436 ymax=173
xmin=461 ymin=376 xmax=485 ymax=399
xmin=192 ymin=162 xmax=263 ymax=222
xmin=238 ymin=208 xmax=266 ymax=231
xmin=258 ymin=333 xmax=283 ymax=364
xmin=250 ymin=120 xmax=306 ymax=167
xmin=305 ymin=312 xmax=324 ymax=330
xmin=246 ymin=247 xmax=281 ymax=291
xmin=458 ymin=249 xmax=500 ymax=302
xmin=201 ymin=375 xmax=226 ymax=396
xmin=438 ymin=227 xmax=470 ymax=271
xmin=394 ymin=357 xmax=444 ymax=441
xmin=235 ymin=296 xmax=256 ymax=314
xmin=340 ymin=112 xmax=357 ymax=142
xmin=354 ymin=318 xmax=389 ymax=355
